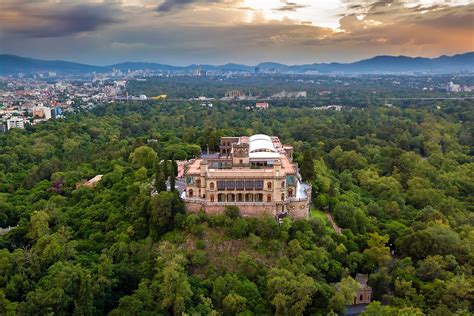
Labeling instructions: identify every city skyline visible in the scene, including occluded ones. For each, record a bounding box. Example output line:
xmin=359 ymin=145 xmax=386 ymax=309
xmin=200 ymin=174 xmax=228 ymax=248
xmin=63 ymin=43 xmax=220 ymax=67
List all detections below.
xmin=1 ymin=0 xmax=473 ymax=65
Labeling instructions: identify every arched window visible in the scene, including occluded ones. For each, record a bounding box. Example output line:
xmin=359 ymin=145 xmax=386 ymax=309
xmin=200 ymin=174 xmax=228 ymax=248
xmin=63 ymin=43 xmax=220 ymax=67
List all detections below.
xmin=210 ymin=194 xmax=215 ymax=202
xmin=189 ymin=189 xmax=193 ymax=197
xmin=255 ymin=193 xmax=263 ymax=202
xmin=196 ymin=179 xmax=201 ymax=187
xmin=360 ymin=295 xmax=363 ymax=301
xmin=237 ymin=193 xmax=244 ymax=202
xmin=281 ymin=181 xmax=285 ymax=189
xmin=245 ymin=193 xmax=253 ymax=202
xmin=210 ymin=182 xmax=215 ymax=190
xmin=267 ymin=182 xmax=272 ymax=189
xmin=227 ymin=193 xmax=235 ymax=202
xmin=281 ymin=193 xmax=285 ymax=201
xmin=267 ymin=194 xmax=272 ymax=202
xmin=218 ymin=193 xmax=226 ymax=202
xmin=288 ymin=188 xmax=293 ymax=198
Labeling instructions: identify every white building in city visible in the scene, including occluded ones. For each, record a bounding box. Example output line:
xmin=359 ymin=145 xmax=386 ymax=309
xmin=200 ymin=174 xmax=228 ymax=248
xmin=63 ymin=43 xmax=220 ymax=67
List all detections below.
xmin=6 ymin=117 xmax=26 ymax=130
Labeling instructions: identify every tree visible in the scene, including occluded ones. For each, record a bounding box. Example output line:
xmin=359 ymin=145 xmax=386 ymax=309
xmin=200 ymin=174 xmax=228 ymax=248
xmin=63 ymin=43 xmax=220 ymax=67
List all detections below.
xmin=154 ymin=162 xmax=167 ymax=193
xmin=156 ymin=242 xmax=192 ymax=315
xmin=149 ymin=191 xmax=184 ymax=237
xmin=329 ymin=276 xmax=360 ymax=313
xmin=222 ymin=293 xmax=247 ymax=315
xmin=364 ymin=233 xmax=391 ymax=269
xmin=266 ymin=268 xmax=317 ymax=315
xmin=300 ymin=150 xmax=315 ymax=182
xmin=361 ymin=301 xmax=424 ymax=316
xmin=169 ymin=160 xmax=176 ymax=192
xmin=224 ymin=205 xmax=240 ymax=219
xmin=129 ymin=146 xmax=157 ymax=169
xmin=26 ymin=210 xmax=50 ymax=241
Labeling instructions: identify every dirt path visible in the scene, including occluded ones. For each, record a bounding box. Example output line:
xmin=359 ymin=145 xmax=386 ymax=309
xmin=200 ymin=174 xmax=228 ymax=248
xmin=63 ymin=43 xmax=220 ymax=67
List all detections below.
xmin=325 ymin=213 xmax=342 ymax=235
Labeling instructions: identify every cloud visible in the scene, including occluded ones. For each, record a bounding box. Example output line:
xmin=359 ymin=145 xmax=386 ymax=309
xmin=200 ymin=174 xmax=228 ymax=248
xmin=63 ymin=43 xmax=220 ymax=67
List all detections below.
xmin=0 ymin=1 xmax=120 ymax=38
xmin=332 ymin=1 xmax=474 ymax=56
xmin=274 ymin=1 xmax=309 ymax=12
xmin=156 ymin=0 xmax=223 ymax=12
xmin=0 ymin=0 xmax=472 ymax=65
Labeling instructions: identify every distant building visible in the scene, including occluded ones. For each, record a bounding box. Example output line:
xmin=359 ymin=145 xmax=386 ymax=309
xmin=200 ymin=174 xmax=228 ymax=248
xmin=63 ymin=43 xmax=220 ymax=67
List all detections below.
xmin=272 ymin=90 xmax=307 ymax=99
xmin=32 ymin=106 xmax=52 ymax=119
xmin=51 ymin=107 xmax=63 ymax=119
xmin=114 ymin=80 xmax=127 ymax=87
xmin=313 ymin=105 xmax=342 ymax=111
xmin=0 ymin=123 xmax=7 ymax=133
xmin=151 ymin=95 xmax=168 ymax=100
xmin=182 ymin=134 xmax=311 ymax=219
xmin=77 ymin=175 xmax=103 ymax=189
xmin=256 ymin=102 xmax=269 ymax=110
xmin=447 ymin=82 xmax=461 ymax=92
xmin=6 ymin=117 xmax=26 ymax=130
xmin=225 ymin=90 xmax=244 ymax=99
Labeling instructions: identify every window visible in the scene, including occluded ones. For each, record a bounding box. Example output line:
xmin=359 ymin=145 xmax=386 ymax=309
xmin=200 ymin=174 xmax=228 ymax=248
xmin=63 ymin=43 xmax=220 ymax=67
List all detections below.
xmin=189 ymin=189 xmax=193 ymax=198
xmin=226 ymin=180 xmax=235 ymax=190
xmin=210 ymin=194 xmax=215 ymax=202
xmin=267 ymin=194 xmax=272 ymax=202
xmin=286 ymin=175 xmax=296 ymax=186
xmin=218 ymin=193 xmax=226 ymax=202
xmin=217 ymin=180 xmax=226 ymax=191
xmin=360 ymin=295 xmax=363 ymax=301
xmin=196 ymin=179 xmax=201 ymax=187
xmin=237 ymin=193 xmax=244 ymax=202
xmin=227 ymin=193 xmax=235 ymax=202
xmin=281 ymin=193 xmax=285 ymax=201
xmin=186 ymin=176 xmax=194 ymax=184
xmin=288 ymin=188 xmax=293 ymax=198
xmin=239 ymin=159 xmax=243 ymax=164
xmin=255 ymin=193 xmax=263 ymax=202
xmin=267 ymin=182 xmax=272 ymax=189
xmin=255 ymin=180 xmax=263 ymax=190
xmin=210 ymin=182 xmax=215 ymax=190
xmin=236 ymin=180 xmax=244 ymax=190
xmin=245 ymin=193 xmax=253 ymax=202
xmin=281 ymin=181 xmax=285 ymax=189
xmin=245 ymin=180 xmax=254 ymax=190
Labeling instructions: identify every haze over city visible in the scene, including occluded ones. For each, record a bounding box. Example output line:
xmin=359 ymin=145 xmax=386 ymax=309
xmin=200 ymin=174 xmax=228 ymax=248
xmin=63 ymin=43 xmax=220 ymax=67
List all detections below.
xmin=1 ymin=0 xmax=473 ymax=65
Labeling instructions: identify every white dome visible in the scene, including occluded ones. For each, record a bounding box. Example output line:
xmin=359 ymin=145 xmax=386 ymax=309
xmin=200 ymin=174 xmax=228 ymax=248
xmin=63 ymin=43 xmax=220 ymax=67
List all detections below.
xmin=249 ymin=134 xmax=276 ymax=153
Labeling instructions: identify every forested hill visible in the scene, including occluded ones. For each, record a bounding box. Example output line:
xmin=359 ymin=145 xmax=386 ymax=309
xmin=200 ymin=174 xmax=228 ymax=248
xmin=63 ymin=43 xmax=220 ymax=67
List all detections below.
xmin=1 ymin=52 xmax=473 ymax=74
xmin=0 ymin=101 xmax=473 ymax=315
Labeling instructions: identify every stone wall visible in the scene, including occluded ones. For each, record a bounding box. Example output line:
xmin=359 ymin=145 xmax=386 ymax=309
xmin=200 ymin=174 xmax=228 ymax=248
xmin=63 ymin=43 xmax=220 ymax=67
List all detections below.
xmin=184 ymin=200 xmax=310 ymax=219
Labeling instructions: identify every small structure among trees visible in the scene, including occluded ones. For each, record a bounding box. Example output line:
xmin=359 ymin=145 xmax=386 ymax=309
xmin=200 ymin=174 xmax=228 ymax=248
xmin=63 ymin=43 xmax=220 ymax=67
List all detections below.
xmin=354 ymin=274 xmax=372 ymax=305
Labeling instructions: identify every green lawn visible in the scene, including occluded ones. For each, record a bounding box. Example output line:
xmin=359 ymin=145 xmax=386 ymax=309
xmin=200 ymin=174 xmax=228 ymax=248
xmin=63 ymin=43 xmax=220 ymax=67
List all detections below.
xmin=310 ymin=208 xmax=329 ymax=226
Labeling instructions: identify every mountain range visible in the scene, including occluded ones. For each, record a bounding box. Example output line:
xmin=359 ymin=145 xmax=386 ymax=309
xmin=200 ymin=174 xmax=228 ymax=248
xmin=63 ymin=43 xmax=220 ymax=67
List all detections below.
xmin=1 ymin=52 xmax=473 ymax=75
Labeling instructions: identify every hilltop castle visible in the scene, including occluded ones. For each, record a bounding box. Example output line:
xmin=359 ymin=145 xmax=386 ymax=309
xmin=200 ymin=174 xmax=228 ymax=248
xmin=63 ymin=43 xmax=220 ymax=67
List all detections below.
xmin=181 ymin=134 xmax=311 ymax=218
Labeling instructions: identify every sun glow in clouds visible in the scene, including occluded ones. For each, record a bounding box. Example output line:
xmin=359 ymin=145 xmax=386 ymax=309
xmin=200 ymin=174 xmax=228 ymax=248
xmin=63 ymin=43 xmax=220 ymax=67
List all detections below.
xmin=241 ymin=0 xmax=344 ymax=29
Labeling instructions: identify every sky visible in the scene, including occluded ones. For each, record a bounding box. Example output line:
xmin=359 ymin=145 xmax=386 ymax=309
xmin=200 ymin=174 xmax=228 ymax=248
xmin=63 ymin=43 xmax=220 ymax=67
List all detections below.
xmin=0 ymin=0 xmax=473 ymax=65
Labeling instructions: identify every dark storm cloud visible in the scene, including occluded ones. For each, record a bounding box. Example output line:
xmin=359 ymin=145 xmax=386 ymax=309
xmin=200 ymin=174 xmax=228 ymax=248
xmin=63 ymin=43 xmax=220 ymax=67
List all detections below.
xmin=0 ymin=1 xmax=120 ymax=38
xmin=156 ymin=0 xmax=222 ymax=12
xmin=274 ymin=1 xmax=309 ymax=12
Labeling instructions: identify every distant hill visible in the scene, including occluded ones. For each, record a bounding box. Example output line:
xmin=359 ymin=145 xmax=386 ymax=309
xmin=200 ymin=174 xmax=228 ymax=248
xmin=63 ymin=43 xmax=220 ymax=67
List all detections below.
xmin=1 ymin=52 xmax=473 ymax=75
xmin=0 ymin=54 xmax=104 ymax=75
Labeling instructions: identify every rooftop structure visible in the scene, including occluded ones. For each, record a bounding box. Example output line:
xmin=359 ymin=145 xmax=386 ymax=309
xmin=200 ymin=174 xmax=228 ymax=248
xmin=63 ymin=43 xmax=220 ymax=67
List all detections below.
xmin=255 ymin=102 xmax=269 ymax=110
xmin=181 ymin=134 xmax=311 ymax=218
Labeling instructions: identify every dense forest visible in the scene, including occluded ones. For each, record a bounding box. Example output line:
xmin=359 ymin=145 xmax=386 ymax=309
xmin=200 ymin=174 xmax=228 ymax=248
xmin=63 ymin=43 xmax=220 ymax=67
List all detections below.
xmin=0 ymin=100 xmax=473 ymax=315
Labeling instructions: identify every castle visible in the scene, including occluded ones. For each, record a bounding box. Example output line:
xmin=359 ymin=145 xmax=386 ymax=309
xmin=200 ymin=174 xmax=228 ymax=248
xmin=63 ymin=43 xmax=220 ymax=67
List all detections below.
xmin=181 ymin=134 xmax=311 ymax=218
